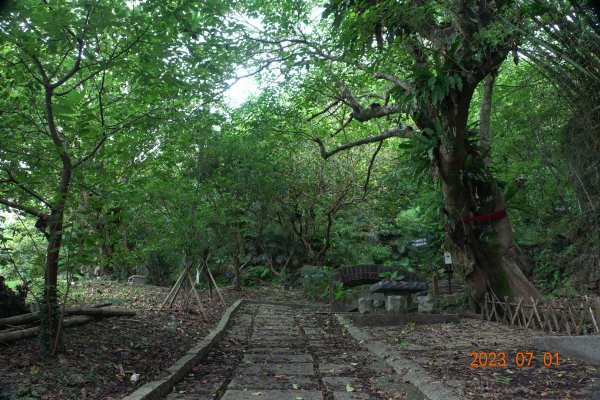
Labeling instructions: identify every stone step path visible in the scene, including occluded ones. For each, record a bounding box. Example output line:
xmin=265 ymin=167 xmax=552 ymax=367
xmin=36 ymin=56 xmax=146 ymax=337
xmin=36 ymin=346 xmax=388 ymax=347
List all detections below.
xmin=165 ymin=303 xmax=424 ymax=400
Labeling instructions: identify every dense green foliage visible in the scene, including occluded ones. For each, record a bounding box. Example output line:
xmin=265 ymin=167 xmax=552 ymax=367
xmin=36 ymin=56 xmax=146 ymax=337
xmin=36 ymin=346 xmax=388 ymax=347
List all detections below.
xmin=1 ymin=0 xmax=599 ymax=350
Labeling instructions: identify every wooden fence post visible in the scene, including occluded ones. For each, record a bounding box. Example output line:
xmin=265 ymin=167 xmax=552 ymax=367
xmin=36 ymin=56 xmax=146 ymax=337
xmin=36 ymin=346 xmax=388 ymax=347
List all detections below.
xmin=511 ymin=297 xmax=523 ymax=326
xmin=595 ymin=297 xmax=600 ymax=335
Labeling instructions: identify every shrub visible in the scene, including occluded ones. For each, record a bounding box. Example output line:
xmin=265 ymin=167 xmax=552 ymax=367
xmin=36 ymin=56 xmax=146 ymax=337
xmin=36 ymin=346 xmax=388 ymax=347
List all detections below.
xmin=146 ymin=252 xmax=175 ymax=286
xmin=241 ymin=265 xmax=271 ymax=287
xmin=297 ymin=265 xmax=335 ymax=302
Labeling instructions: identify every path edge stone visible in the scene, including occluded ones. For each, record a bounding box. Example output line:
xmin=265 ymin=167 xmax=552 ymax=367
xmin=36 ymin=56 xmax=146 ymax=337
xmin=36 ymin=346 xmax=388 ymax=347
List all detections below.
xmin=121 ymin=298 xmax=245 ymax=400
xmin=335 ymin=314 xmax=462 ymax=400
xmin=242 ymin=298 xmax=321 ymax=309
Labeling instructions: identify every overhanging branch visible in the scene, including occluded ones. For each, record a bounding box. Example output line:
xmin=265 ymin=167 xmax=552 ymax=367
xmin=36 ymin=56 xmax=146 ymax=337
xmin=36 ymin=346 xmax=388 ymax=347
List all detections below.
xmin=2 ymin=169 xmax=52 ymax=209
xmin=374 ymin=72 xmax=413 ymax=92
xmin=363 ymin=140 xmax=383 ymax=197
xmin=337 ymin=83 xmax=400 ymax=122
xmin=307 ymin=100 xmax=340 ymax=122
xmin=313 ymin=125 xmax=414 ymax=159
xmin=0 ymin=197 xmax=49 ymax=220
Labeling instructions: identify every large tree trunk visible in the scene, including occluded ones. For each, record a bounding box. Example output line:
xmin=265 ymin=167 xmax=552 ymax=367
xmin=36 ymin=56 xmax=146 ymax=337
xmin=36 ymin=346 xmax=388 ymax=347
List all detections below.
xmin=436 ymin=83 xmax=541 ymax=305
xmin=305 ymin=0 xmax=542 ymax=306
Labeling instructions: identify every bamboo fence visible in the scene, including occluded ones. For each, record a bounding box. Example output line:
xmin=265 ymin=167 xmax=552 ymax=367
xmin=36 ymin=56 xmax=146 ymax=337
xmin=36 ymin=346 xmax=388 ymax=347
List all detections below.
xmin=484 ymin=291 xmax=600 ymax=335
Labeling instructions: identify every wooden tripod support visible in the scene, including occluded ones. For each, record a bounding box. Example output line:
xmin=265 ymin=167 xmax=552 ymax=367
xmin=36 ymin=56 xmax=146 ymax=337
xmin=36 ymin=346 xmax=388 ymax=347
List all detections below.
xmin=159 ymin=260 xmax=207 ymax=319
xmin=198 ymin=263 xmax=226 ymax=306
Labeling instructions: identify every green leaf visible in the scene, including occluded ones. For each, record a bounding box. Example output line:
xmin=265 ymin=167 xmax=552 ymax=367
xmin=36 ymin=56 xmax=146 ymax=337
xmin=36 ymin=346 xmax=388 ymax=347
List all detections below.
xmin=427 ymin=77 xmax=437 ymax=90
xmin=52 ymin=101 xmax=76 ymax=116
xmin=495 ymin=375 xmax=513 ymax=383
xmin=397 ymin=141 xmax=415 ymax=149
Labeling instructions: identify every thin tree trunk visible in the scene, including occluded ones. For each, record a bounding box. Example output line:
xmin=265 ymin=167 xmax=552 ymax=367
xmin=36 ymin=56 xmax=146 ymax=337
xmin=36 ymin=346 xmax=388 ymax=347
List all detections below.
xmin=40 ymin=82 xmax=74 ymax=355
xmin=233 ymin=228 xmax=243 ymax=291
xmin=42 ymin=211 xmax=66 ymax=355
xmin=233 ymin=258 xmax=242 ymax=291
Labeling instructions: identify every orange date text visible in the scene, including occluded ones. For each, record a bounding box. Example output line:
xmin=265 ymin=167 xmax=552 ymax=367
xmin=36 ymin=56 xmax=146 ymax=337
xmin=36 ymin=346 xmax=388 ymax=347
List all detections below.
xmin=469 ymin=351 xmax=559 ymax=367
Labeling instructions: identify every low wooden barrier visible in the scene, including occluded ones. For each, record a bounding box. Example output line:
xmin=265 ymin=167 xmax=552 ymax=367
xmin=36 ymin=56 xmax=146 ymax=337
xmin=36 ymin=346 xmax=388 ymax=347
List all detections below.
xmin=484 ymin=291 xmax=600 ymax=335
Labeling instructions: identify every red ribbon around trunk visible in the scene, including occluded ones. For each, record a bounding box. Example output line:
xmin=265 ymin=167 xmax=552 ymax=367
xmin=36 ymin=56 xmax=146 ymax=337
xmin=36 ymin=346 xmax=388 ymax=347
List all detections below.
xmin=444 ymin=208 xmax=507 ymax=232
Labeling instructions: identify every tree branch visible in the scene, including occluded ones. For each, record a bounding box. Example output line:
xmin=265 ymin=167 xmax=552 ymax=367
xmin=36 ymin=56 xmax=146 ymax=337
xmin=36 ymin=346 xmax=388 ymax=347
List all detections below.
xmin=313 ymin=125 xmax=414 ymax=159
xmin=307 ymin=100 xmax=340 ymax=122
xmin=374 ymin=72 xmax=413 ymax=92
xmin=50 ymin=35 xmax=84 ymax=90
xmin=246 ymin=35 xmax=415 ymax=97
xmin=362 ymin=140 xmax=383 ymax=198
xmin=55 ymin=23 xmax=152 ymax=96
xmin=72 ymin=134 xmax=109 ymax=169
xmin=337 ymin=83 xmax=399 ymax=122
xmin=73 ymin=104 xmax=164 ymax=169
xmin=29 ymin=54 xmax=49 ymax=84
xmin=0 ymin=198 xmax=48 ymax=220
xmin=331 ymin=116 xmax=353 ymax=137
xmin=49 ymin=47 xmax=75 ymax=82
xmin=2 ymin=169 xmax=52 ymax=209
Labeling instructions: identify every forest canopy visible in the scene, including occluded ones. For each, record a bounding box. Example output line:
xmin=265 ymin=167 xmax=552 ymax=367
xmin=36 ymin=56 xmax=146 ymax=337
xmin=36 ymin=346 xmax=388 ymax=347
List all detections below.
xmin=0 ymin=0 xmax=598 ymax=353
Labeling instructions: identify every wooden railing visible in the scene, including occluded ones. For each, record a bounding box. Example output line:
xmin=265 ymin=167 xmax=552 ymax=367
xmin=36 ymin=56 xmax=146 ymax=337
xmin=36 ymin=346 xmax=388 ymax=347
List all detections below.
xmin=484 ymin=291 xmax=600 ymax=335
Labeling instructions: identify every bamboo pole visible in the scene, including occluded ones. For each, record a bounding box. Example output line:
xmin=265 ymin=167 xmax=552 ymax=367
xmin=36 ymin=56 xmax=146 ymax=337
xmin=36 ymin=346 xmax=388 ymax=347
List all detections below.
xmin=579 ymin=301 xmax=590 ymax=334
xmin=187 ymin=274 xmax=207 ymax=319
xmin=484 ymin=293 xmax=490 ymax=321
xmin=491 ymin=292 xmax=500 ymax=322
xmin=504 ymin=296 xmax=513 ymax=325
xmin=197 ymin=263 xmax=213 ymax=299
xmin=573 ymin=303 xmax=585 ymax=335
xmin=595 ymin=297 xmax=600 ymax=335
xmin=524 ymin=300 xmax=536 ymax=329
xmin=586 ymin=297 xmax=599 ymax=333
xmin=548 ymin=305 xmax=560 ymax=333
xmin=511 ymin=297 xmax=523 ymax=326
xmin=531 ymin=297 xmax=544 ymax=330
xmin=563 ymin=300 xmax=573 ymax=335
xmin=470 ymin=294 xmax=600 ymax=336
xmin=206 ymin=266 xmax=225 ymax=306
xmin=160 ymin=267 xmax=187 ymax=310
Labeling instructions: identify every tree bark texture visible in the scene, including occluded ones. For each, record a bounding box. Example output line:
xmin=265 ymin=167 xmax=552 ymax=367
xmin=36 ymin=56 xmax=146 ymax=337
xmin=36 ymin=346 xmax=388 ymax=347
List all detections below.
xmin=41 ymin=85 xmax=74 ymax=354
xmin=434 ymin=83 xmax=541 ymax=304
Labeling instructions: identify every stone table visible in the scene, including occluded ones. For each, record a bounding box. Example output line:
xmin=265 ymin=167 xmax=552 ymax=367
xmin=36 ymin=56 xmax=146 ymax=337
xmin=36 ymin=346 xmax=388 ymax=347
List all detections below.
xmin=369 ymin=280 xmax=428 ymax=313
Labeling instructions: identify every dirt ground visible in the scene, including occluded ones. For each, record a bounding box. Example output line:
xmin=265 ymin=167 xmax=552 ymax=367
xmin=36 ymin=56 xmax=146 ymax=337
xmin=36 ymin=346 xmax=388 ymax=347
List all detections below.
xmin=3 ymin=282 xmax=600 ymax=400
xmin=0 ymin=280 xmax=315 ymax=400
xmin=364 ymin=317 xmax=600 ymax=399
